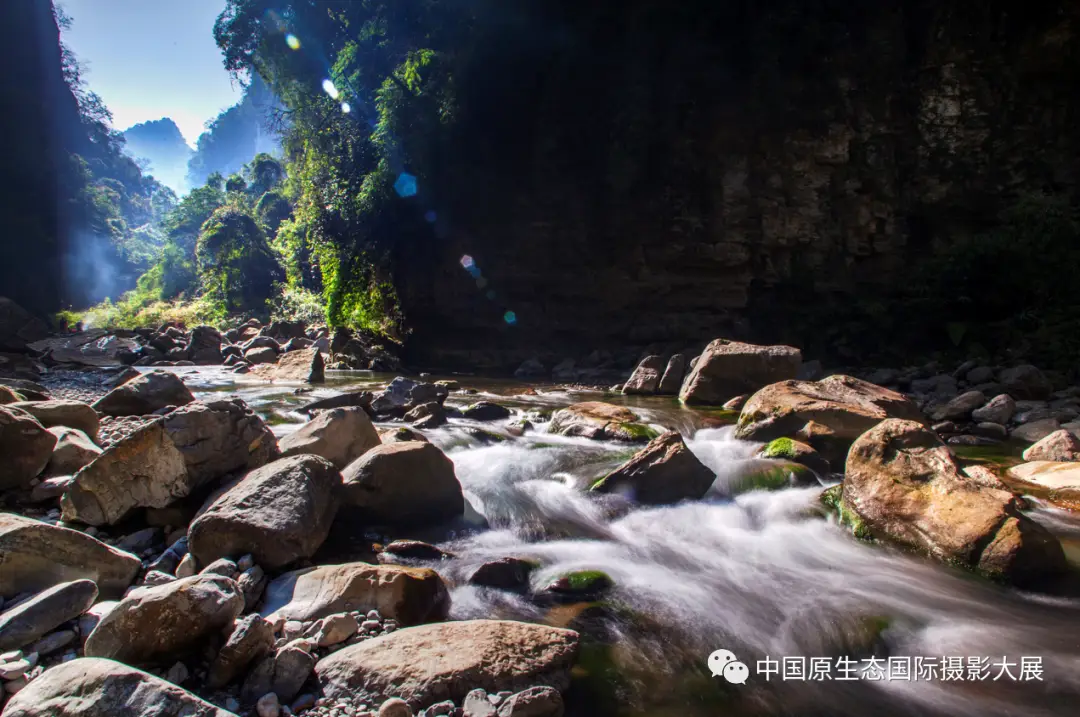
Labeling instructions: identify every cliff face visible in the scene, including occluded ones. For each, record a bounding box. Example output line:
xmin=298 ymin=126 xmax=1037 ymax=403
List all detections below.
xmin=393 ymin=1 xmax=1080 ymax=370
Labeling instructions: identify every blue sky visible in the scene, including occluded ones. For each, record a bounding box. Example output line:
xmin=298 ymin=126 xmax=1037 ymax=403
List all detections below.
xmin=59 ymin=0 xmax=243 ymax=147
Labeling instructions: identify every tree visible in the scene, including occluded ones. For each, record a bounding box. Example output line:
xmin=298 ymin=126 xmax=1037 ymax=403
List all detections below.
xmin=196 ymin=206 xmax=283 ymax=311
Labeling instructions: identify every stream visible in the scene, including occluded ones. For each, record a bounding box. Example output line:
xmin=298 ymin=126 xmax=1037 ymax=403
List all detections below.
xmin=181 ymin=367 xmax=1080 ymax=717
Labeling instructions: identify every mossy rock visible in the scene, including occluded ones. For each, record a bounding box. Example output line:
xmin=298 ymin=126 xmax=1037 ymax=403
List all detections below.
xmin=537 ymin=569 xmax=614 ymax=604
xmin=819 ymin=484 xmax=874 ymax=541
xmin=727 ymin=460 xmax=816 ymax=494
xmin=760 ymin=437 xmax=799 ymax=460
xmin=612 ymin=422 xmax=661 ymax=442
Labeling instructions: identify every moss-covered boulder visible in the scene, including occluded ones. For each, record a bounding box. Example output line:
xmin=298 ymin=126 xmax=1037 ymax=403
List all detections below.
xmin=537 ymin=570 xmax=614 ymax=604
xmin=549 ymin=402 xmax=659 ymax=443
xmin=725 ymin=460 xmax=817 ymax=494
xmin=757 ymin=437 xmax=831 ymax=476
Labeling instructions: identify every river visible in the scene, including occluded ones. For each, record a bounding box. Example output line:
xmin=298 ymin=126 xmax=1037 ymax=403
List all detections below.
xmin=181 ymin=367 xmax=1080 ymax=717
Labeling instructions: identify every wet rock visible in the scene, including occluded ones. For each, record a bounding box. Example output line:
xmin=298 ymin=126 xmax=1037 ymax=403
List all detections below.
xmin=497 ymin=686 xmax=564 ymax=717
xmin=734 ymin=375 xmax=925 ymax=462
xmin=462 ymin=402 xmax=512 ymax=421
xmin=84 ymin=574 xmax=243 ymax=665
xmin=929 ymin=390 xmax=986 ymax=422
xmin=261 ymin=562 xmax=449 ymax=627
xmin=537 ymin=570 xmax=613 ymax=603
xmin=0 ymin=580 xmax=97 ymax=651
xmin=722 ymin=395 xmax=747 ymax=411
xmin=188 ymin=455 xmax=340 ymax=570
xmin=279 ymin=407 xmax=380 ymax=469
xmin=843 ymin=419 xmax=1066 ymax=585
xmin=92 ymin=370 xmax=194 ymax=417
xmin=0 ymin=657 xmax=236 ymax=716
xmin=971 ymin=394 xmax=1016 ymax=425
xmin=679 ymin=339 xmax=801 ymax=406
xmin=61 ymin=421 xmax=188 ymax=526
xmin=254 ymin=348 xmax=325 ymax=383
xmin=341 ymin=442 xmax=464 ymax=526
xmin=8 ymin=400 xmax=99 ymax=441
xmin=1023 ymin=429 xmax=1080 ymax=462
xmin=0 ymin=406 xmax=56 ymax=490
xmin=378 ymin=540 xmax=455 ymax=563
xmin=656 ymin=354 xmax=687 ymax=395
xmin=548 ymin=402 xmax=657 ymax=443
xmin=299 ymin=390 xmax=373 ymax=415
xmin=999 ymin=365 xmax=1052 ymax=400
xmin=0 ymin=514 xmax=140 ymax=598
xmin=405 ymin=402 xmax=447 ymax=428
xmin=756 ymin=437 xmax=831 ymax=476
xmin=468 ymin=558 xmax=536 ymax=593
xmin=188 ymin=325 xmax=223 ymax=365
xmin=162 ymin=399 xmax=278 ymax=487
xmin=1007 ymin=462 xmax=1080 ymax=504
xmin=1010 ymin=419 xmax=1062 ymax=444
xmin=622 ymin=355 xmax=664 ymax=395
xmin=207 ymin=615 xmax=276 ymax=689
xmin=591 ymin=431 xmax=716 ymax=504
xmin=45 ymin=426 xmax=101 ymax=475
xmin=315 ymin=620 xmax=579 ymax=707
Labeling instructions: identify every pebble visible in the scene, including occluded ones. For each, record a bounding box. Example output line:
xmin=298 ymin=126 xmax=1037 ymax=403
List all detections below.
xmin=379 ymin=698 xmax=414 ymax=717
xmin=143 ymin=570 xmax=176 ymax=586
xmin=366 ymin=610 xmax=381 ymax=621
xmin=360 ymin=620 xmax=381 ymax=633
xmin=0 ymin=657 xmax=31 ymax=680
xmin=164 ymin=661 xmax=189 ymax=684
xmin=258 ymin=692 xmax=282 ymax=717
xmin=283 ymin=620 xmax=305 ymax=639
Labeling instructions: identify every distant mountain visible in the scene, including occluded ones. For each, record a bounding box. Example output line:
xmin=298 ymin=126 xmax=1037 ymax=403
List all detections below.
xmin=186 ymin=75 xmax=283 ymax=188
xmin=122 ymin=118 xmax=192 ymax=194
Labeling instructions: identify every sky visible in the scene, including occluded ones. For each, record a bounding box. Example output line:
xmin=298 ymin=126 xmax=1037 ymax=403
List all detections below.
xmin=58 ymin=0 xmax=243 ymax=148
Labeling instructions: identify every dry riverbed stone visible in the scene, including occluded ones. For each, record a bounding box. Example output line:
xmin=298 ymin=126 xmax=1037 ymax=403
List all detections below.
xmin=92 ymin=370 xmax=194 ymax=417
xmin=0 ymin=406 xmax=56 ymax=490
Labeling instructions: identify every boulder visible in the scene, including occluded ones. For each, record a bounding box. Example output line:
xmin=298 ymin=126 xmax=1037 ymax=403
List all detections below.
xmin=0 ymin=657 xmax=236 ymax=717
xmin=45 ymin=427 xmax=102 ymax=475
xmin=1011 ymin=419 xmax=1062 ymax=444
xmin=8 ymin=400 xmax=99 ymax=441
xmin=261 ymin=320 xmax=307 ymax=341
xmin=261 ymin=562 xmax=449 ymax=626
xmin=656 ymin=354 xmax=687 ymax=395
xmin=206 ymin=614 xmax=275 ymax=689
xmin=340 ymin=442 xmax=464 ymax=525
xmin=842 ymin=419 xmax=1066 ymax=585
xmin=0 ymin=406 xmax=57 ymax=489
xmin=84 ymin=574 xmax=243 ymax=665
xmin=299 ymin=390 xmax=373 ymax=414
xmin=0 ymin=296 xmax=49 ymax=352
xmin=1006 ymin=462 xmax=1080 ymax=505
xmin=188 ymin=326 xmax=223 ymax=365
xmin=497 ymin=686 xmax=564 ymax=717
xmin=734 ymin=375 xmax=925 ymax=462
xmin=279 ymin=407 xmax=380 ymax=469
xmin=971 ymin=394 xmax=1016 ymax=425
xmin=468 ymin=558 xmax=535 ymax=593
xmin=92 ymin=371 xmax=194 ymax=417
xmin=462 ymin=402 xmax=512 ymax=421
xmin=188 ymin=455 xmax=340 ymax=570
xmin=61 ymin=421 xmax=188 ymax=526
xmin=0 ymin=579 xmax=98 ymax=651
xmin=999 ymin=365 xmax=1053 ymax=400
xmin=755 ymin=437 xmax=831 ymax=476
xmin=162 ymin=399 xmax=278 ymax=487
xmin=245 ymin=346 xmax=278 ymax=365
xmin=929 ymin=390 xmax=986 ymax=422
xmin=241 ymin=336 xmax=280 ymax=353
xmin=314 ymin=620 xmax=579 ymax=707
xmin=591 ymin=432 xmax=716 ymax=504
xmin=1022 ymin=429 xmax=1080 ymax=462
xmin=548 ymin=402 xmax=657 ymax=443
xmin=622 ymin=356 xmax=664 ymax=395
xmin=370 ymin=378 xmax=448 ymax=415
xmin=0 ymin=514 xmax=140 ymax=598
xmin=253 ymin=348 xmax=324 ymax=383
xmin=679 ymin=339 xmax=801 ymax=405
xmin=404 ymin=402 xmax=447 ymax=428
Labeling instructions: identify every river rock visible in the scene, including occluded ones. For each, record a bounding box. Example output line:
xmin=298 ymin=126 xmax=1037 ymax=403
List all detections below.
xmin=341 ymin=442 xmax=464 ymax=525
xmin=92 ymin=371 xmax=194 ymax=417
xmin=591 ymin=431 xmax=715 ymax=504
xmin=842 ymin=419 xmax=1066 ymax=584
xmin=188 ymin=455 xmax=339 ymax=570
xmin=45 ymin=427 xmax=102 ymax=475
xmin=245 ymin=346 xmax=278 ymax=365
xmin=0 ymin=514 xmax=140 ymax=598
xmin=188 ymin=326 xmax=223 ymax=365
xmin=656 ymin=354 xmax=687 ymax=395
xmin=261 ymin=562 xmax=449 ymax=626
xmin=497 ymin=686 xmax=564 ymax=717
xmin=315 ymin=620 xmax=579 ymax=707
xmin=272 ymin=642 xmax=315 ymax=702
xmin=254 ymin=348 xmax=324 ymax=383
xmin=0 ymin=406 xmax=56 ymax=490
xmin=206 ymin=614 xmax=275 ymax=689
xmin=468 ymin=558 xmax=535 ymax=593
xmin=679 ymin=339 xmax=802 ymax=406
xmin=999 ymin=365 xmax=1053 ymax=400
xmin=61 ymin=421 xmax=188 ymax=526
xmin=0 ymin=657 xmax=237 ymax=716
xmin=971 ymin=394 xmax=1016 ymax=425
xmin=462 ymin=402 xmax=512 ymax=421
xmin=929 ymin=390 xmax=986 ymax=422
xmin=0 ymin=580 xmax=97 ymax=651
xmin=299 ymin=390 xmax=373 ymax=414
xmin=1010 ymin=419 xmax=1061 ymax=444
xmin=84 ymin=574 xmax=243 ymax=665
xmin=404 ymin=402 xmax=447 ymax=428
xmin=1007 ymin=461 xmax=1080 ymax=503
xmin=162 ymin=399 xmax=278 ymax=487
xmin=756 ymin=437 xmax=831 ymax=476
xmin=734 ymin=375 xmax=925 ymax=462
xmin=548 ymin=402 xmax=656 ymax=442
xmin=1022 ymin=429 xmax=1080 ymax=462
xmin=279 ymin=407 xmax=380 ymax=469
xmin=8 ymin=400 xmax=99 ymax=441
xmin=622 ymin=355 xmax=664 ymax=395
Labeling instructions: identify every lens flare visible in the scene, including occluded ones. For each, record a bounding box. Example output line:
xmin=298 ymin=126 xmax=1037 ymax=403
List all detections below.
xmin=393 ymin=173 xmax=418 ymax=198
xmin=424 ymin=210 xmax=437 ymax=223
xmin=322 ymin=79 xmax=340 ymax=100
xmin=341 ymin=102 xmax=351 ymax=114
xmin=504 ymin=311 xmax=517 ymax=325
xmin=285 ymin=34 xmax=301 ymax=50
xmin=460 ymin=255 xmax=475 ymax=270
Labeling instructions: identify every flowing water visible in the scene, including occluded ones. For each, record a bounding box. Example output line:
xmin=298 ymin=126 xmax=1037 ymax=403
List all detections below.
xmin=180 ymin=367 xmax=1080 ymax=717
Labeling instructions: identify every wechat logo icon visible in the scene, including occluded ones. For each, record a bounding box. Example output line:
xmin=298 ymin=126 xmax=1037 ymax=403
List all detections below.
xmin=709 ymin=649 xmax=750 ymax=684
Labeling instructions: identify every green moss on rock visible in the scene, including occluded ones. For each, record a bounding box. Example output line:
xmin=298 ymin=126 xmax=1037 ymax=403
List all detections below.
xmin=761 ymin=437 xmax=798 ymax=461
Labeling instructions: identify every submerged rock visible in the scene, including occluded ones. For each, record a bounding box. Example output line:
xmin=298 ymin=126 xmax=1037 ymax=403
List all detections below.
xmin=469 ymin=558 xmax=536 ymax=593
xmin=462 ymin=401 xmax=512 ymax=421
xmin=548 ymin=402 xmax=658 ymax=443
xmin=591 ymin=431 xmax=715 ymax=504
xmin=679 ymin=339 xmax=801 ymax=406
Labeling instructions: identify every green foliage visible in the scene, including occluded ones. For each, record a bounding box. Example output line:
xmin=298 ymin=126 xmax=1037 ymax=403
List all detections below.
xmin=269 ymin=285 xmax=326 ymax=326
xmin=225 ymin=173 xmax=248 ymax=193
xmin=760 ymin=437 xmax=798 ymax=461
xmin=196 ymin=206 xmax=283 ymax=312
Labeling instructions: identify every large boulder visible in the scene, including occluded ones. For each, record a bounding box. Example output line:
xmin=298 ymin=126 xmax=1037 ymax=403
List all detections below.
xmin=548 ymin=402 xmax=658 ymax=443
xmin=1022 ymin=429 xmax=1080 ymax=462
xmin=161 ymin=399 xmax=278 ymax=487
xmin=657 ymin=354 xmax=687 ymax=395
xmin=253 ymin=347 xmax=325 ymax=383
xmin=591 ymin=431 xmax=716 ymax=504
xmin=279 ymin=407 xmax=380 ymax=469
xmin=0 ymin=406 xmax=56 ymax=489
xmin=340 ymin=442 xmax=464 ymax=526
xmin=0 ymin=579 xmax=98 ymax=651
xmin=734 ymin=375 xmax=925 ymax=462
xmin=314 ymin=620 xmax=579 ymax=708
xmin=622 ymin=356 xmax=664 ymax=395
xmin=0 ymin=657 xmax=236 ymax=717
xmin=84 ymin=574 xmax=244 ymax=665
xmin=188 ymin=455 xmax=340 ymax=570
xmin=0 ymin=514 xmax=140 ymax=598
xmin=261 ymin=562 xmax=450 ymax=626
xmin=842 ymin=419 xmax=1066 ymax=585
xmin=92 ymin=371 xmax=194 ymax=417
xmin=370 ymin=377 xmax=449 ymax=415
xmin=46 ymin=427 xmax=102 ymax=475
xmin=8 ymin=400 xmax=100 ymax=441
xmin=0 ymin=296 xmax=49 ymax=352
xmin=999 ymin=364 xmax=1053 ymax=400
xmin=61 ymin=421 xmax=188 ymax=526
xmin=188 ymin=325 xmax=223 ymax=365
xmin=679 ymin=339 xmax=801 ymax=405
xmin=971 ymin=394 xmax=1016 ymax=424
